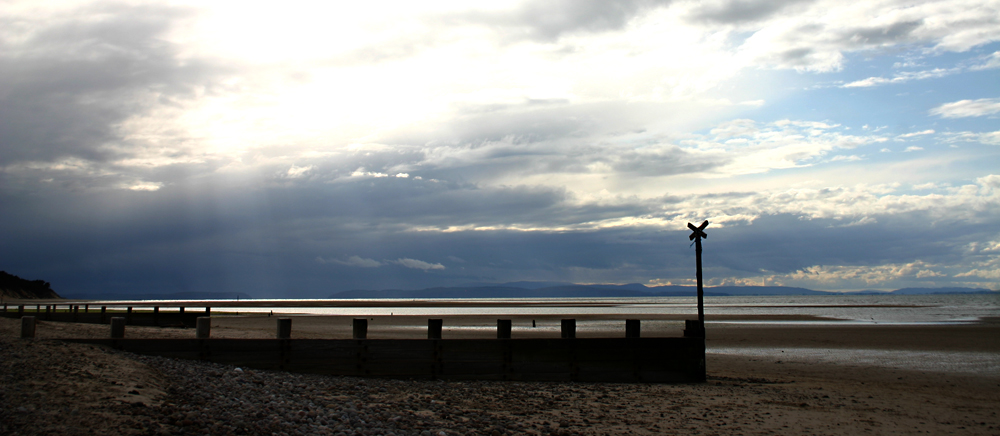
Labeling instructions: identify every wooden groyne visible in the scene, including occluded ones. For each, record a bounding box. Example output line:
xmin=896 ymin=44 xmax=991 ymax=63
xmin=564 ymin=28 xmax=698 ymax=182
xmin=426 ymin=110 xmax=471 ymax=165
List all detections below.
xmin=62 ymin=337 xmax=705 ymax=383
xmin=1 ymin=303 xmax=208 ymax=327
xmin=6 ymin=221 xmax=714 ymax=383
xmin=9 ymin=304 xmax=707 ymax=383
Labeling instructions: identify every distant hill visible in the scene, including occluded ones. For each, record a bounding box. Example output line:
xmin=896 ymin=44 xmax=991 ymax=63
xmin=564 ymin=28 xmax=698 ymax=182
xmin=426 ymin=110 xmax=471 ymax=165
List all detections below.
xmin=844 ymin=287 xmax=995 ymax=295
xmin=888 ymin=287 xmax=995 ymax=295
xmin=61 ymin=291 xmax=253 ymax=301
xmin=330 ymin=286 xmax=658 ymax=299
xmin=330 ymin=283 xmax=996 ymax=299
xmin=0 ymin=271 xmax=62 ymax=299
xmin=456 ymin=281 xmax=575 ymax=289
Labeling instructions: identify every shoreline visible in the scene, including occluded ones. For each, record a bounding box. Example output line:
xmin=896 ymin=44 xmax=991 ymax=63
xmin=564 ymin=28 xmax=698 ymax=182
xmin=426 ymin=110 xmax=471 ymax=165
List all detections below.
xmin=3 ymin=315 xmax=999 ymax=435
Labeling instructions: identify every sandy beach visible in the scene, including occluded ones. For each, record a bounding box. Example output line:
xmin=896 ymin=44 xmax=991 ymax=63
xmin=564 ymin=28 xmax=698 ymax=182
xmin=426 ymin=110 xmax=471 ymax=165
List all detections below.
xmin=2 ymin=311 xmax=999 ymax=435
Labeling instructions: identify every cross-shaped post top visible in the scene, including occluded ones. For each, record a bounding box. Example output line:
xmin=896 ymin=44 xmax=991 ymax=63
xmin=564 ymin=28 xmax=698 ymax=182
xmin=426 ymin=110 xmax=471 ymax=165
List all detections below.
xmin=687 ymin=220 xmax=709 ymax=240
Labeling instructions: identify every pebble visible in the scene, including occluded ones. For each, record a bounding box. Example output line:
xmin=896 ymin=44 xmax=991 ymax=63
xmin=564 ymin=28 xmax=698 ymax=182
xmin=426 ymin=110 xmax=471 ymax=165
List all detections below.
xmin=126 ymin=353 xmax=534 ymax=436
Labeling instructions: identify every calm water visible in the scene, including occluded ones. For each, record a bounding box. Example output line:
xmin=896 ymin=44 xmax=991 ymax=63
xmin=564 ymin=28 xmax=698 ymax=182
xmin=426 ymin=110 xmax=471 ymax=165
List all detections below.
xmin=97 ymin=294 xmax=1000 ymax=324
xmin=85 ymin=294 xmax=1000 ymax=375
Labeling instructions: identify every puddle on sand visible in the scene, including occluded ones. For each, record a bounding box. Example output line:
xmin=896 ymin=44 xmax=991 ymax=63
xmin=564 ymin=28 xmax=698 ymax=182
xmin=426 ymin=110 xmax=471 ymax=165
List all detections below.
xmin=708 ymin=347 xmax=1000 ymax=376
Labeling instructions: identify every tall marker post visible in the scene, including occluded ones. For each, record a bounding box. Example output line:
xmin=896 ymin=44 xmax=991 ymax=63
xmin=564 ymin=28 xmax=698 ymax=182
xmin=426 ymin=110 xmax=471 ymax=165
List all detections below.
xmin=688 ymin=220 xmax=709 ymax=335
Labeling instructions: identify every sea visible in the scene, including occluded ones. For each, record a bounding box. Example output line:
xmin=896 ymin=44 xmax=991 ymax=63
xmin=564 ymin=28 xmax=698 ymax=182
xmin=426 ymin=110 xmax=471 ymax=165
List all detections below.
xmin=91 ymin=293 xmax=1000 ymax=375
xmin=114 ymin=293 xmax=1000 ymax=324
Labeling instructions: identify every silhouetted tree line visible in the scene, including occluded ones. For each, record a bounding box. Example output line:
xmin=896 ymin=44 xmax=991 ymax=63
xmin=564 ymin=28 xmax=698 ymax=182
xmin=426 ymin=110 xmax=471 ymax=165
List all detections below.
xmin=0 ymin=271 xmax=62 ymax=299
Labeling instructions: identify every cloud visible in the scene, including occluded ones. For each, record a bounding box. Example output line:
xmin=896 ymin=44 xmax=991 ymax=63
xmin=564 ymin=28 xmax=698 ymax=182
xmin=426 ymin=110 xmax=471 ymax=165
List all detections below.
xmin=971 ymin=51 xmax=1000 ymax=70
xmin=930 ymin=98 xmax=1000 ymax=118
xmin=689 ymin=0 xmax=815 ymax=24
xmin=451 ymin=0 xmax=673 ymax=42
xmin=2 ymin=1 xmax=999 ymax=296
xmin=125 ymin=181 xmax=164 ymax=192
xmin=317 ymin=256 xmax=383 ymax=268
xmin=681 ymin=119 xmax=887 ymax=175
xmin=351 ymin=168 xmax=390 ymax=178
xmin=840 ymin=216 xmax=876 ymax=227
xmin=730 ymin=1 xmax=1000 ymax=72
xmin=940 ymin=130 xmax=1000 ymax=146
xmin=772 ymin=261 xmax=946 ymax=286
xmin=392 ymin=258 xmax=445 ymax=270
xmin=285 ymin=165 xmax=314 ymax=179
xmin=0 ymin=2 xmax=232 ymax=191
xmin=895 ymin=130 xmax=935 ymax=140
xmin=841 ymin=68 xmax=959 ymax=88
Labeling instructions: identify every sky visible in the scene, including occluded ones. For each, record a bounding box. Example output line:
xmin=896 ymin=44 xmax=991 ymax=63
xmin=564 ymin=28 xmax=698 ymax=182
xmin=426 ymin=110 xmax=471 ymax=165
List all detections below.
xmin=2 ymin=0 xmax=999 ymax=298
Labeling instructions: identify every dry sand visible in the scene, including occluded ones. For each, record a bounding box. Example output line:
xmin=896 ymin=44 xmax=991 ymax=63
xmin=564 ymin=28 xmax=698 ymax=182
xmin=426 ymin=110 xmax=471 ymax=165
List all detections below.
xmin=2 ymin=312 xmax=999 ymax=435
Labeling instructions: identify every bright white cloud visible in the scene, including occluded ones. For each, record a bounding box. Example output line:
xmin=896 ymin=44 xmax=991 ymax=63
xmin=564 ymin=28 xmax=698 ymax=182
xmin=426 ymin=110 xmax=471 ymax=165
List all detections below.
xmin=351 ymin=168 xmax=389 ymax=178
xmin=765 ymin=261 xmax=948 ymax=287
xmin=941 ymin=130 xmax=1000 ymax=146
xmin=971 ymin=51 xmax=1000 ymax=70
xmin=125 ymin=182 xmax=164 ymax=192
xmin=930 ymin=98 xmax=1000 ymax=118
xmin=842 ymin=68 xmax=959 ymax=88
xmin=895 ymin=130 xmax=935 ymax=140
xmin=285 ymin=165 xmax=314 ymax=179
xmin=681 ymin=119 xmax=887 ymax=176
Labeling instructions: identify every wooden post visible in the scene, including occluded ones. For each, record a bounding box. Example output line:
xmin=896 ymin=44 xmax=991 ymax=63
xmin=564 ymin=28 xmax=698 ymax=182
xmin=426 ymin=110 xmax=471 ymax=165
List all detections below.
xmin=428 ymin=319 xmax=443 ymax=339
xmin=110 ymin=317 xmax=126 ymax=338
xmin=21 ymin=316 xmax=36 ymax=338
xmin=497 ymin=319 xmax=512 ymax=339
xmin=353 ymin=318 xmax=368 ymax=339
xmin=276 ymin=318 xmax=292 ymax=339
xmin=196 ymin=317 xmax=211 ymax=339
xmin=37 ymin=304 xmax=41 ymax=313
xmin=45 ymin=305 xmax=51 ymax=320
xmin=73 ymin=305 xmax=79 ymax=321
xmin=687 ymin=220 xmax=709 ymax=337
xmin=153 ymin=306 xmax=159 ymax=324
xmin=626 ymin=319 xmax=641 ymax=338
xmin=100 ymin=306 xmax=107 ymax=323
xmin=205 ymin=307 xmax=211 ymax=317
xmin=561 ymin=319 xmax=576 ymax=339
xmin=84 ymin=304 xmax=89 ymax=313
xmin=179 ymin=306 xmax=185 ymax=315
xmin=18 ymin=305 xmax=24 ymax=317
xmin=126 ymin=306 xmax=133 ymax=323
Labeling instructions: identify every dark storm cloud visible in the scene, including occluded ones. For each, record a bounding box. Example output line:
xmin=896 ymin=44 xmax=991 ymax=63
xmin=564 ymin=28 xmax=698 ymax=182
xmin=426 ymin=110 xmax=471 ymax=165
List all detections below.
xmin=0 ymin=3 xmax=229 ymax=166
xmin=706 ymin=214 xmax=988 ymax=275
xmin=451 ymin=0 xmax=674 ymax=42
xmin=5 ymin=164 xmax=990 ymax=297
xmin=0 ymin=174 xmax=661 ymax=296
xmin=689 ymin=0 xmax=815 ymax=24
